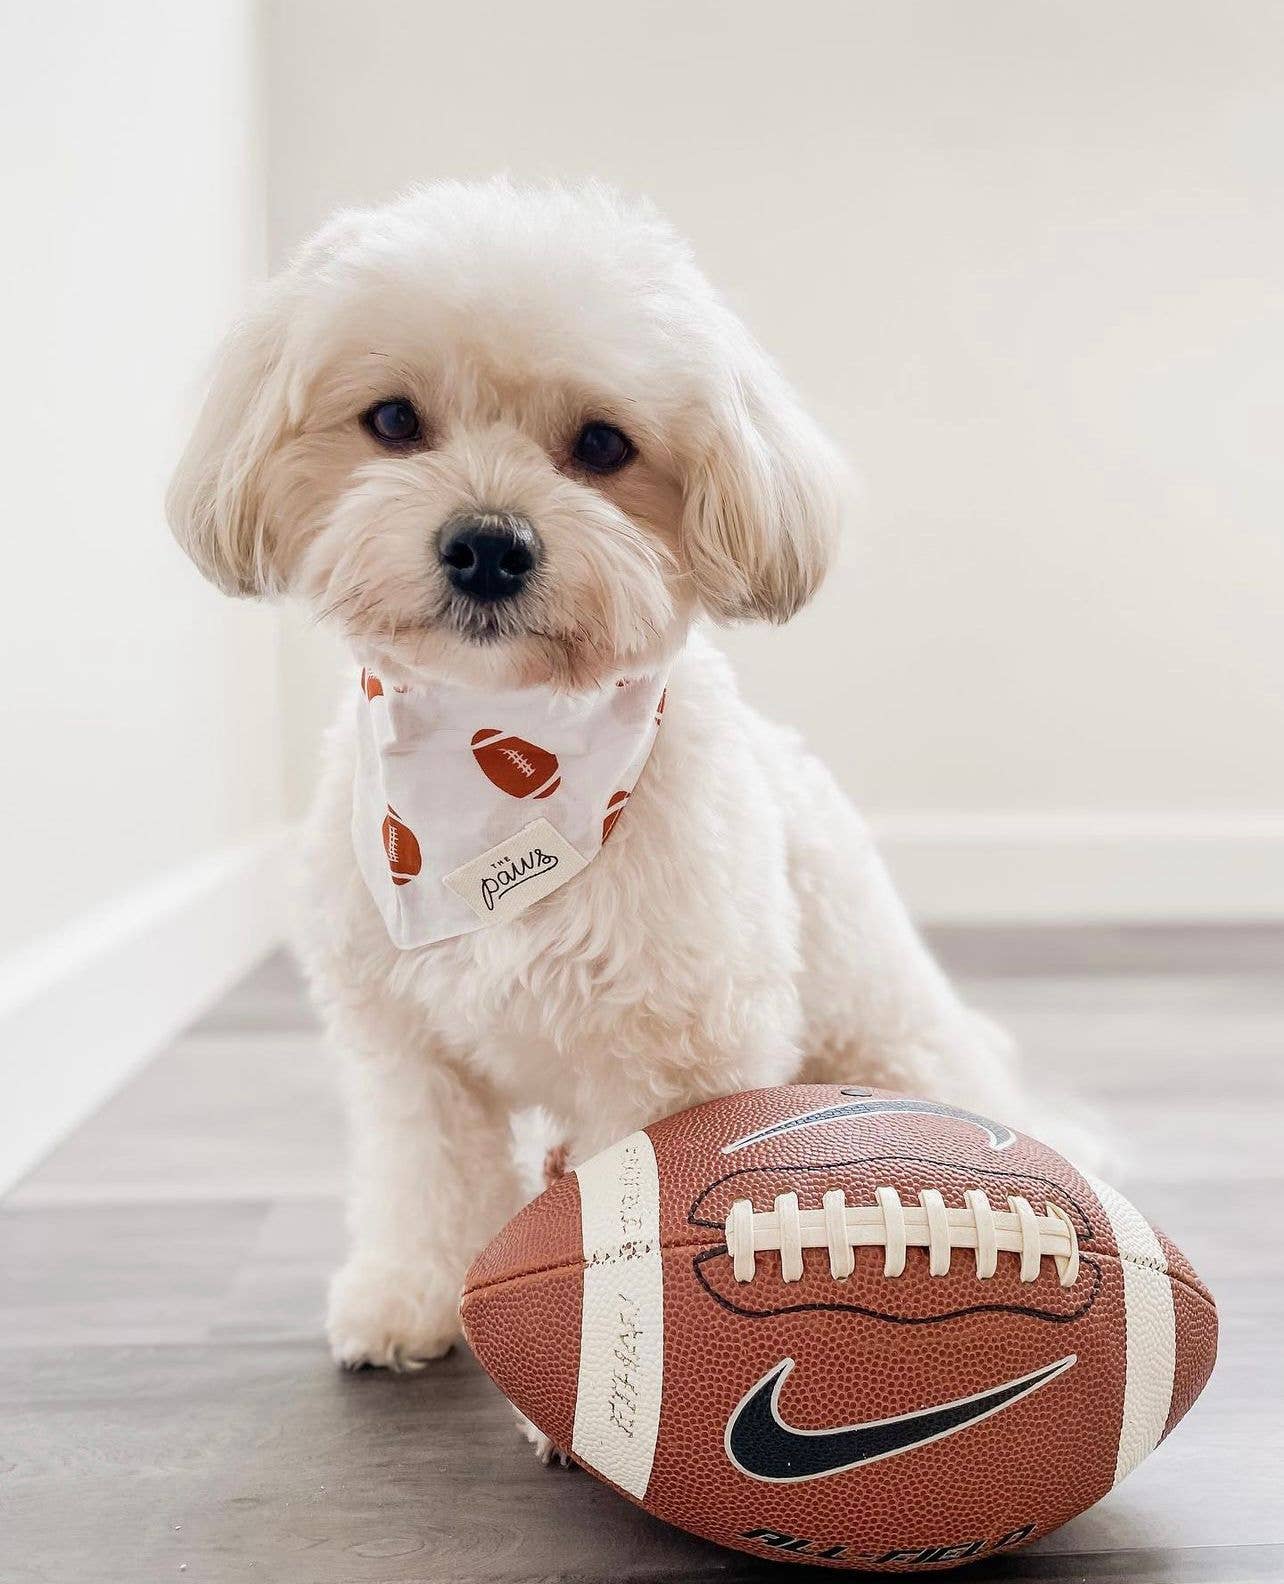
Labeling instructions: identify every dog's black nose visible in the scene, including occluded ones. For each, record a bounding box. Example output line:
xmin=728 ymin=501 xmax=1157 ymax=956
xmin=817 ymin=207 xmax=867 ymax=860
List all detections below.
xmin=439 ymin=513 xmax=540 ymax=603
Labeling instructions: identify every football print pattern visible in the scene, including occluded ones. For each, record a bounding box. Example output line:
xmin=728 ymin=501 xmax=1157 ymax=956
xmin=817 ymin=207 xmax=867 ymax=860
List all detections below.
xmin=602 ymin=789 xmax=630 ymax=842
xmin=471 ymin=729 xmax=561 ymax=799
xmin=381 ymin=805 xmax=422 ymax=885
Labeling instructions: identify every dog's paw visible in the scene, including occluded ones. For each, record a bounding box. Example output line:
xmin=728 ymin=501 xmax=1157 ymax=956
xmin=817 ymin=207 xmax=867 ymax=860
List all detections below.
xmin=512 ymin=1405 xmax=573 ymax=1468
xmin=327 ymin=1254 xmax=460 ymax=1370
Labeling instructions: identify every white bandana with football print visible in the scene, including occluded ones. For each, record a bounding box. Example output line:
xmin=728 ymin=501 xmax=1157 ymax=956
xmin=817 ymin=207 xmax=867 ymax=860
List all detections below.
xmin=352 ymin=660 xmax=670 ymax=949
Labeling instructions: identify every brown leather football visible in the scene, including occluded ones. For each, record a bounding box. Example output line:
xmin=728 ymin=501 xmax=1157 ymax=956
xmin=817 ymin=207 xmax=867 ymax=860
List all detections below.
xmin=461 ymin=1085 xmax=1217 ymax=1571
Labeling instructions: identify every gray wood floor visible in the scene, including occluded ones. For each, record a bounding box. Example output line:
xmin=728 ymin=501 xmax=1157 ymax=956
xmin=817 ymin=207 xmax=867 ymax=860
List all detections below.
xmin=2 ymin=927 xmax=1282 ymax=1583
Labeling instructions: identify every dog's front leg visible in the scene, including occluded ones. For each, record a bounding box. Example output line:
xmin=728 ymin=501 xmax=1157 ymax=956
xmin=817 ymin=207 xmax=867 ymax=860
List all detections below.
xmin=327 ymin=1043 xmax=520 ymax=1370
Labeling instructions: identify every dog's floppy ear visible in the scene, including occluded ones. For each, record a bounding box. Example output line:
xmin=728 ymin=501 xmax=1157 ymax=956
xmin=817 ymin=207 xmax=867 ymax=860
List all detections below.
xmin=166 ymin=290 xmax=292 ymax=598
xmin=681 ymin=334 xmax=846 ymax=623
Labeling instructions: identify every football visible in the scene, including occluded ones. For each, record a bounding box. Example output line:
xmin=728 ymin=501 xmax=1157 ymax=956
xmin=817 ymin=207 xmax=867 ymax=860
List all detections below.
xmin=461 ymin=1085 xmax=1217 ymax=1571
xmin=381 ymin=805 xmax=421 ymax=885
xmin=601 ymin=789 xmax=630 ymax=843
xmin=471 ymin=729 xmax=561 ymax=800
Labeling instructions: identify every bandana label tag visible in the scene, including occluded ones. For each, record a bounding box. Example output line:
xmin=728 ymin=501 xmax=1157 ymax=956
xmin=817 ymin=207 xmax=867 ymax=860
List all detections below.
xmin=442 ymin=818 xmax=588 ymax=925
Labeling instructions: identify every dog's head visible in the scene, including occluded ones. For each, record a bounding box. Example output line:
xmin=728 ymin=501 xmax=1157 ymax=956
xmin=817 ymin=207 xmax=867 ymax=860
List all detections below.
xmin=168 ymin=179 xmax=847 ymax=688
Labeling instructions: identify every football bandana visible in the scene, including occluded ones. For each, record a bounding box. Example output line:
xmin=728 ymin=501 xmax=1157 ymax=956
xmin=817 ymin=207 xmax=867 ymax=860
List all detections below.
xmin=351 ymin=658 xmax=670 ymax=948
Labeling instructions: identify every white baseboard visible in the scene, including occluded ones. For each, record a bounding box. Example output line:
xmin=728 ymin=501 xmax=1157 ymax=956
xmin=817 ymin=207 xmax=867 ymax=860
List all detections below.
xmin=0 ymin=830 xmax=289 ymax=1196
xmin=874 ymin=811 xmax=1284 ymax=924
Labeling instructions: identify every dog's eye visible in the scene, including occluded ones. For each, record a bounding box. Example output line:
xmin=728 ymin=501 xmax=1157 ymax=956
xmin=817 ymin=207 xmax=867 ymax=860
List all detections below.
xmin=363 ymin=399 xmax=423 ymax=447
xmin=573 ymin=421 xmax=634 ymax=474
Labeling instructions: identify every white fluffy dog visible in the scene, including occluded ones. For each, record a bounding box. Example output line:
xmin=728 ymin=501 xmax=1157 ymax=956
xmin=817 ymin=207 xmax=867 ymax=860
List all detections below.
xmin=168 ymin=179 xmax=1021 ymax=1380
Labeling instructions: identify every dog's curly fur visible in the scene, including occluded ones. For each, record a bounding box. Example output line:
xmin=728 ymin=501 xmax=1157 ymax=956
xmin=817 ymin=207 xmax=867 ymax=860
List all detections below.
xmin=168 ymin=178 xmax=1022 ymax=1375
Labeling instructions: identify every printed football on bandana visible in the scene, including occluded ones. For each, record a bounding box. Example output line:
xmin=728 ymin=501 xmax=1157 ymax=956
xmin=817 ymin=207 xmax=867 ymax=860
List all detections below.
xmin=471 ymin=729 xmax=562 ymax=799
xmin=381 ymin=805 xmax=422 ymax=885
xmin=602 ymin=789 xmax=630 ymax=842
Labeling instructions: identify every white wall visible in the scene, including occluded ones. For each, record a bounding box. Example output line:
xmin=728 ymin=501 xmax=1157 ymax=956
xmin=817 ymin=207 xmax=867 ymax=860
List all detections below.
xmin=263 ymin=0 xmax=1284 ymax=917
xmin=0 ymin=3 xmax=288 ymax=1186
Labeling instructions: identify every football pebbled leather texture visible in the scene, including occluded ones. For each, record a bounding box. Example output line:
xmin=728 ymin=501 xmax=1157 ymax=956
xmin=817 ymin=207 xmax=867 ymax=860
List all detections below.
xmin=461 ymin=1085 xmax=1217 ymax=1571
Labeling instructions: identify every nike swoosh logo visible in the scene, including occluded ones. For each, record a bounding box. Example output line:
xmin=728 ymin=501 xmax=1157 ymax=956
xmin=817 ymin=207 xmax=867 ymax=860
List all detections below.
xmin=725 ymin=1354 xmax=1076 ymax=1482
xmin=720 ymin=1093 xmax=1016 ymax=1155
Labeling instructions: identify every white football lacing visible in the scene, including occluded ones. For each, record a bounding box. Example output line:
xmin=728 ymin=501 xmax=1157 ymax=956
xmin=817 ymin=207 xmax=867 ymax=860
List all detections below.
xmin=725 ymin=1187 xmax=1079 ymax=1287
xmin=501 ymin=747 xmax=536 ymax=778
